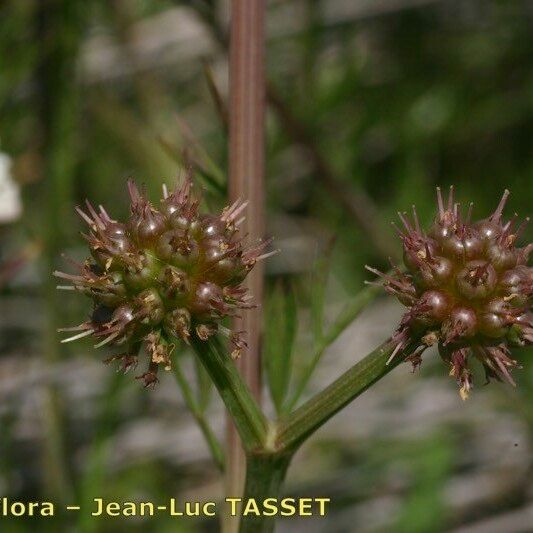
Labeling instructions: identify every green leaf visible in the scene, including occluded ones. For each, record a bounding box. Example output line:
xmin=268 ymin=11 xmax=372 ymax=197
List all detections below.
xmin=202 ymin=59 xmax=229 ymax=133
xmin=284 ymin=279 xmax=382 ymax=413
xmin=173 ymin=114 xmax=227 ymax=193
xmin=264 ymin=281 xmax=298 ymax=414
xmin=156 ymin=135 xmax=226 ymax=196
xmin=310 ymin=238 xmax=335 ymax=343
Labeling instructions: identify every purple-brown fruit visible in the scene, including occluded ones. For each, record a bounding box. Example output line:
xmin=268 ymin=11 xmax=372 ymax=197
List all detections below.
xmin=368 ymin=187 xmax=532 ymax=398
xmin=55 ymin=177 xmax=276 ymax=387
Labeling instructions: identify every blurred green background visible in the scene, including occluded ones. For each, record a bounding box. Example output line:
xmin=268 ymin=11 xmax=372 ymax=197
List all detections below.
xmin=0 ymin=0 xmax=532 ymax=531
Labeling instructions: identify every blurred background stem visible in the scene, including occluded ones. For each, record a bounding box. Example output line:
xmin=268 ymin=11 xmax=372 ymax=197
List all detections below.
xmin=226 ymin=2 xmax=266 ymax=530
xmin=36 ymin=0 xmax=80 ymax=503
xmin=172 ymin=358 xmax=225 ymax=471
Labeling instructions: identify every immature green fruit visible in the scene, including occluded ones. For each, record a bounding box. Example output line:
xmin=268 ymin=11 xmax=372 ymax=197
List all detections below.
xmin=368 ymin=187 xmax=532 ymax=399
xmin=55 ymin=178 xmax=275 ymax=387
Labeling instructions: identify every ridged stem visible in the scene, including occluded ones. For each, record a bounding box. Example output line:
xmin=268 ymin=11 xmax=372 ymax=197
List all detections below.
xmin=237 ymin=340 xmax=411 ymax=532
xmin=239 ymin=452 xmax=292 ymax=533
xmin=191 ymin=336 xmax=268 ymax=453
xmin=227 ymin=0 xmax=267 ymax=518
xmin=276 ymin=340 xmax=406 ymax=451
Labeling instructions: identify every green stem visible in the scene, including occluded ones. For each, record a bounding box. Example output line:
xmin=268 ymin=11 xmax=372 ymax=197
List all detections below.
xmin=277 ymin=340 xmax=411 ymax=452
xmin=77 ymin=368 xmax=124 ymax=533
xmin=285 ymin=284 xmax=380 ymax=411
xmin=191 ymin=336 xmax=269 ymax=452
xmin=238 ymin=452 xmax=292 ymax=533
xmin=172 ymin=358 xmax=225 ymax=471
xmin=37 ymin=0 xmax=81 ymax=502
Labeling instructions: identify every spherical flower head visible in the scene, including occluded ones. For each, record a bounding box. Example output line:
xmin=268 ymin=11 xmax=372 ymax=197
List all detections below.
xmin=368 ymin=187 xmax=532 ymax=399
xmin=55 ymin=177 xmax=276 ymax=387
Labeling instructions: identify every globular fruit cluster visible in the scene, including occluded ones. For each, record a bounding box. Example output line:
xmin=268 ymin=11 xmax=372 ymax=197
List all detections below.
xmin=56 ymin=178 xmax=274 ymax=387
xmin=368 ymin=187 xmax=532 ymax=399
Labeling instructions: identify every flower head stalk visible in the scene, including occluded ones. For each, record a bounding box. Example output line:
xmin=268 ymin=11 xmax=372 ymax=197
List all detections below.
xmin=368 ymin=187 xmax=532 ymax=399
xmin=55 ymin=176 xmax=275 ymax=387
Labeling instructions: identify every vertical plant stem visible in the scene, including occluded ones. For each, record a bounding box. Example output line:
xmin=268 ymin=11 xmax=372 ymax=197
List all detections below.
xmin=239 ymin=453 xmax=292 ymax=533
xmin=227 ymin=0 xmax=266 ymax=525
xmin=36 ymin=0 xmax=80 ymax=502
xmin=188 ymin=5 xmax=398 ymax=262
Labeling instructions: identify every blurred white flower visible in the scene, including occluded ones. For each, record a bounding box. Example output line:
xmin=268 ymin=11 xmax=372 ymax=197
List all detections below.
xmin=0 ymin=151 xmax=22 ymax=224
